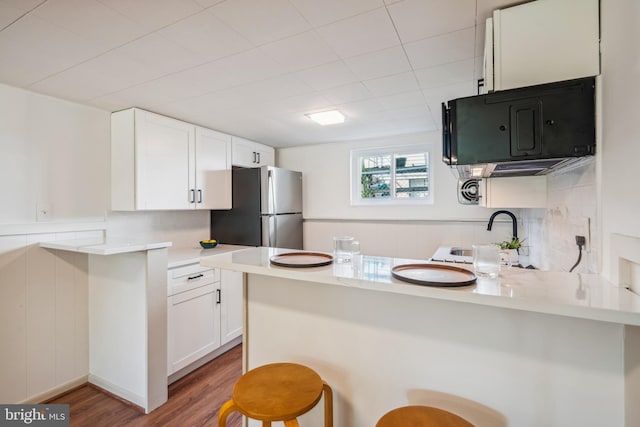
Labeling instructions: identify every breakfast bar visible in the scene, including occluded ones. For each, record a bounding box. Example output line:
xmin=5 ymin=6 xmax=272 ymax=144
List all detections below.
xmin=201 ymin=247 xmax=640 ymax=427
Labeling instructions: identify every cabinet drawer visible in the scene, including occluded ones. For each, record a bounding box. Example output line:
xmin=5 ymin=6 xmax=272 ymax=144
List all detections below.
xmin=168 ymin=264 xmax=219 ymax=296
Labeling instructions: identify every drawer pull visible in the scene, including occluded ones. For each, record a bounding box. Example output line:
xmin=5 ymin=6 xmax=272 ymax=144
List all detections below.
xmin=216 ymin=289 xmax=221 ymax=304
xmin=187 ymin=273 xmax=204 ymax=280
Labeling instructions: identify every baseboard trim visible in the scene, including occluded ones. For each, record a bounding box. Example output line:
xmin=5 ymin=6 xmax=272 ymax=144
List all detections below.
xmin=88 ymin=374 xmax=147 ymax=412
xmin=20 ymin=375 xmax=88 ymax=404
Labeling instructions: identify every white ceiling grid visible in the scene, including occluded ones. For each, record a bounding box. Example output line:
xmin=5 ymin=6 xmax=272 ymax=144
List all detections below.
xmin=0 ymin=0 xmax=521 ymax=147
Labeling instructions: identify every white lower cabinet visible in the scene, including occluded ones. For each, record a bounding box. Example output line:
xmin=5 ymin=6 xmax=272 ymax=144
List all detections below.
xmin=167 ymin=263 xmax=242 ymax=376
xmin=220 ymin=269 xmax=243 ymax=344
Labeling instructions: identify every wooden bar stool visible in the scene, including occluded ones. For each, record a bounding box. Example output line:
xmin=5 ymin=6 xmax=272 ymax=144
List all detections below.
xmin=376 ymin=405 xmax=473 ymax=427
xmin=218 ymin=362 xmax=333 ymax=427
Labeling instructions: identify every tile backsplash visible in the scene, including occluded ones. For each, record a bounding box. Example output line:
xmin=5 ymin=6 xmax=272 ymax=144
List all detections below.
xmin=522 ymin=159 xmax=597 ymax=273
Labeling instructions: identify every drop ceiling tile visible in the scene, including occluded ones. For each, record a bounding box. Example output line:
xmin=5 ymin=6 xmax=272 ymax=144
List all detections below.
xmin=96 ymin=0 xmax=204 ymax=32
xmin=289 ymin=0 xmax=384 ymax=27
xmin=343 ymin=45 xmax=411 ymax=81
xmin=378 ymin=90 xmax=425 ymax=110
xmin=384 ymin=104 xmax=431 ymax=120
xmin=404 ymin=27 xmax=475 ymax=70
xmin=387 ymin=0 xmax=475 ymax=43
xmin=210 ymin=0 xmax=311 ymax=45
xmin=316 ymin=8 xmax=400 ymax=58
xmin=259 ymin=30 xmax=339 ymax=73
xmin=214 ymin=74 xmax=315 ymax=106
xmin=414 ymin=58 xmax=475 ymax=89
xmin=174 ymin=48 xmax=285 ymax=92
xmin=111 ymin=33 xmax=203 ymax=76
xmin=363 ymin=71 xmax=420 ymax=97
xmin=158 ymin=8 xmax=253 ymax=61
xmin=92 ymin=74 xmax=205 ymax=110
xmin=322 ymin=82 xmax=372 ymax=104
xmin=0 ymin=14 xmax=97 ymax=86
xmin=424 ymin=80 xmax=475 ymax=119
xmin=33 ymin=0 xmax=144 ymax=51
xmin=292 ymin=60 xmax=359 ymax=91
xmin=194 ymin=0 xmax=226 ymax=7
xmin=423 ymin=80 xmax=475 ymax=103
xmin=0 ymin=0 xmax=46 ymax=12
xmin=337 ymin=98 xmax=386 ymax=120
xmin=29 ymin=49 xmax=157 ymax=101
xmin=0 ymin=3 xmax=26 ymax=29
xmin=277 ymin=93 xmax=334 ymax=114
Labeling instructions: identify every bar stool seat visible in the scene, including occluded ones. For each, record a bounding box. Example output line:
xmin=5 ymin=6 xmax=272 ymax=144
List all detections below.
xmin=376 ymin=405 xmax=473 ymax=427
xmin=218 ymin=362 xmax=333 ymax=427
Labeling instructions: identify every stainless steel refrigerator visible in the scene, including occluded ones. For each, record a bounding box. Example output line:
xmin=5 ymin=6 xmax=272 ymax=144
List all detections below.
xmin=211 ymin=166 xmax=303 ymax=249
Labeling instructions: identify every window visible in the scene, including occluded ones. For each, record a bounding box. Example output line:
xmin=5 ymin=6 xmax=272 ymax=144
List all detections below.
xmin=350 ymin=144 xmax=433 ymax=205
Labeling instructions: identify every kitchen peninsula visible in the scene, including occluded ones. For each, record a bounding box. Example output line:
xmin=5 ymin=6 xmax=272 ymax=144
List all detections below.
xmin=201 ymin=247 xmax=640 ymax=427
xmin=39 ymin=238 xmax=246 ymax=413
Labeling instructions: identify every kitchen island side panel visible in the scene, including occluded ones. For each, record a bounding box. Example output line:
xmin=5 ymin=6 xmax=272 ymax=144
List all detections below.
xmin=245 ymin=273 xmax=626 ymax=427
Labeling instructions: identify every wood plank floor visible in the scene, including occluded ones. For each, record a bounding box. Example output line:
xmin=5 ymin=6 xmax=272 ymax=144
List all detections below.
xmin=48 ymin=344 xmax=242 ymax=427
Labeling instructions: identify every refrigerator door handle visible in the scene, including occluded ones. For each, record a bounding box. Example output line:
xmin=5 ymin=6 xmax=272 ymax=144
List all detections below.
xmin=268 ymin=215 xmax=276 ymax=247
xmin=267 ymin=168 xmax=277 ymax=213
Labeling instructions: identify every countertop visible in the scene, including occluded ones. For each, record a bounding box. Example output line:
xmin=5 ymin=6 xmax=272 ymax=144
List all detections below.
xmin=40 ymin=238 xmax=251 ymax=266
xmin=200 ymin=247 xmax=640 ymax=326
xmin=40 ymin=237 xmax=172 ymax=255
xmin=167 ymin=244 xmax=252 ymax=268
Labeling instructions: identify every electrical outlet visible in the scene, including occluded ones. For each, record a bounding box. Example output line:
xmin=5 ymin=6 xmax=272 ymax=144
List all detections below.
xmin=577 ymin=217 xmax=591 ymax=252
xmin=37 ymin=203 xmax=51 ymax=222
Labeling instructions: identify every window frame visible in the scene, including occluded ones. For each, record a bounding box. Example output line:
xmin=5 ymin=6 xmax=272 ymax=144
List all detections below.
xmin=350 ymin=144 xmax=434 ymax=206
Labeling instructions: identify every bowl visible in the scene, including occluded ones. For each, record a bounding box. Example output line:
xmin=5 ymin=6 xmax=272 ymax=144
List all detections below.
xmin=200 ymin=240 xmax=218 ymax=249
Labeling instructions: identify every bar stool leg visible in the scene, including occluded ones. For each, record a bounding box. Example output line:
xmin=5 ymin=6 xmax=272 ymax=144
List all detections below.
xmin=283 ymin=420 xmax=299 ymax=427
xmin=218 ymin=400 xmax=239 ymax=427
xmin=262 ymin=421 xmax=272 ymax=427
xmin=322 ymin=381 xmax=333 ymax=427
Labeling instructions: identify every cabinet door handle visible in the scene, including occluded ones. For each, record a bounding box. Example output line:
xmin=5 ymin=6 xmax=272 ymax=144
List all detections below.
xmin=216 ymin=289 xmax=221 ymax=304
xmin=190 ymin=189 xmax=196 ymax=203
xmin=197 ymin=189 xmax=202 ymax=203
xmin=256 ymin=152 xmax=260 ymax=164
xmin=187 ymin=273 xmax=204 ymax=280
xmin=252 ymin=151 xmax=257 ymax=163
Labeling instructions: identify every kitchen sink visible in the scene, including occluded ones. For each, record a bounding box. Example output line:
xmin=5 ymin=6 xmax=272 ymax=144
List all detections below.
xmin=450 ymin=248 xmax=473 ymax=257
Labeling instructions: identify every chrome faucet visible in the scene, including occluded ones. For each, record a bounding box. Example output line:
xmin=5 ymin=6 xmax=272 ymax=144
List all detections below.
xmin=487 ymin=210 xmax=518 ymax=239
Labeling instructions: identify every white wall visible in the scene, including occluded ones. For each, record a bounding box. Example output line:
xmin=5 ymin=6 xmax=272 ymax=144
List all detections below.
xmin=279 ymin=132 xmax=518 ymax=259
xmin=0 ymin=85 xmax=210 ymax=404
xmin=0 ymin=85 xmax=109 ymax=404
xmin=600 ymin=0 xmax=640 ymax=279
xmin=0 ymin=84 xmax=109 ymax=224
xmin=0 ymin=230 xmax=98 ymax=404
xmin=278 ymin=131 xmax=494 ymax=221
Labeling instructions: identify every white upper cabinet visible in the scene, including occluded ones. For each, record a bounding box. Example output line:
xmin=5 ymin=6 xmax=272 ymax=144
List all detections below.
xmin=194 ymin=127 xmax=232 ymax=210
xmin=232 ymin=136 xmax=275 ymax=168
xmin=480 ymin=176 xmax=547 ymax=208
xmin=111 ymin=108 xmax=231 ymax=210
xmin=485 ymin=0 xmax=599 ymax=92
